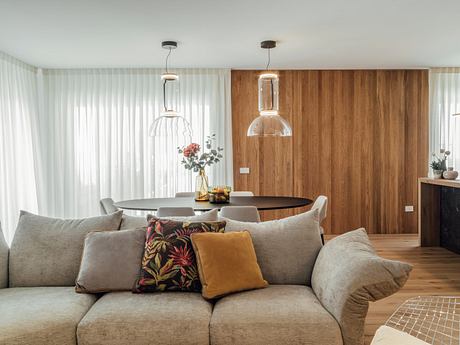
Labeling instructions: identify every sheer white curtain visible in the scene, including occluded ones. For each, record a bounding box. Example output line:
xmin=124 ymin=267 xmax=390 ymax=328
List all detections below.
xmin=39 ymin=68 xmax=232 ymax=218
xmin=0 ymin=52 xmax=39 ymax=243
xmin=430 ymin=68 xmax=460 ymax=171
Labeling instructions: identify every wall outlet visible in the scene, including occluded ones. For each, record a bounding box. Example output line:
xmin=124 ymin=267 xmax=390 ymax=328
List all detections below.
xmin=405 ymin=205 xmax=414 ymax=212
xmin=240 ymin=167 xmax=250 ymax=174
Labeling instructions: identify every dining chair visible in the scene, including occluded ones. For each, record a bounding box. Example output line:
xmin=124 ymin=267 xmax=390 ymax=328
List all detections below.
xmin=230 ymin=191 xmax=254 ymax=197
xmin=156 ymin=207 xmax=195 ymax=217
xmin=175 ymin=192 xmax=195 ymax=198
xmin=311 ymin=195 xmax=328 ymax=244
xmin=100 ymin=198 xmax=119 ymax=215
xmin=220 ymin=206 xmax=261 ymax=222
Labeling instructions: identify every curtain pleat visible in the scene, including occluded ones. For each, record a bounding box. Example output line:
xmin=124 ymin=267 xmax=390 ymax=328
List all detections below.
xmin=0 ymin=52 xmax=39 ymax=243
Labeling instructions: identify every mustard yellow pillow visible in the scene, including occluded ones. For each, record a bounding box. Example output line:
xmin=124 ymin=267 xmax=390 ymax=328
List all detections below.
xmin=191 ymin=231 xmax=268 ymax=299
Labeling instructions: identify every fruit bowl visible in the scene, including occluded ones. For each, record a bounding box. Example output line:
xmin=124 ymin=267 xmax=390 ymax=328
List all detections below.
xmin=208 ymin=186 xmax=232 ymax=204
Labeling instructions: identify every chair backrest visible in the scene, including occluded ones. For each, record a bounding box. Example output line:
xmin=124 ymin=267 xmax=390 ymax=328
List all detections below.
xmin=156 ymin=207 xmax=195 ymax=217
xmin=175 ymin=192 xmax=195 ymax=198
xmin=220 ymin=206 xmax=261 ymax=222
xmin=311 ymin=195 xmax=328 ymax=224
xmin=100 ymin=198 xmax=119 ymax=215
xmin=230 ymin=191 xmax=254 ymax=197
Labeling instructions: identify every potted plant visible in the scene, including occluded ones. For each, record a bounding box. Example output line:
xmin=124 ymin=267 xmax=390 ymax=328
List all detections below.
xmin=178 ymin=134 xmax=223 ymax=201
xmin=430 ymin=149 xmax=450 ymax=179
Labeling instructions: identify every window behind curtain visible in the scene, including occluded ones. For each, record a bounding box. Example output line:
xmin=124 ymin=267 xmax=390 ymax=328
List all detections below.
xmin=39 ymin=68 xmax=232 ymax=219
xmin=430 ymin=68 xmax=460 ymax=171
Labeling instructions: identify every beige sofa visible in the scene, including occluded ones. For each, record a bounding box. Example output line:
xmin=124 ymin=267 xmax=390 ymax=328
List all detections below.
xmin=0 ymin=213 xmax=411 ymax=345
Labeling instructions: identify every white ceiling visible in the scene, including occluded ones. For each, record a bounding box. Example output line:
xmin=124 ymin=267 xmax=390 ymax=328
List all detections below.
xmin=0 ymin=0 xmax=459 ymax=69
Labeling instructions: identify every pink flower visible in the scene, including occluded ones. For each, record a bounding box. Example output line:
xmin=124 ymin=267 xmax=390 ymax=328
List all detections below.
xmin=183 ymin=143 xmax=200 ymax=157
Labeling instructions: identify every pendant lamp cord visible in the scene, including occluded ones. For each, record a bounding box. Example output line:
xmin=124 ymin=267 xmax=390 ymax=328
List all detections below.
xmin=266 ymin=48 xmax=271 ymax=70
xmin=163 ymin=47 xmax=173 ymax=111
xmin=266 ymin=48 xmax=274 ymax=111
xmin=165 ymin=47 xmax=172 ymax=73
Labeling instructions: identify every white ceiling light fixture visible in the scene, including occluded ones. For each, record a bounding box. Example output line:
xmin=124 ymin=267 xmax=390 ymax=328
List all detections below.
xmin=247 ymin=40 xmax=292 ymax=137
xmin=149 ymin=41 xmax=192 ymax=138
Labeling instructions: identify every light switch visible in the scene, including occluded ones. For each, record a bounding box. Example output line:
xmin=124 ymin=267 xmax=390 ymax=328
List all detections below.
xmin=405 ymin=205 xmax=414 ymax=212
xmin=240 ymin=167 xmax=250 ymax=174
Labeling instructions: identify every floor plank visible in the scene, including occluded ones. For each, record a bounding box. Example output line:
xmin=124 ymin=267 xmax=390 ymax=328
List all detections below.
xmin=325 ymin=234 xmax=460 ymax=344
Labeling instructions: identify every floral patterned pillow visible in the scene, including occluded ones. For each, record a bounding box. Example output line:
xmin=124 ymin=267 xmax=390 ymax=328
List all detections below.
xmin=134 ymin=217 xmax=226 ymax=292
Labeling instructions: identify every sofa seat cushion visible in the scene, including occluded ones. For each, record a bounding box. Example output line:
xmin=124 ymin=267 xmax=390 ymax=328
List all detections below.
xmin=77 ymin=291 xmax=213 ymax=345
xmin=210 ymin=285 xmax=343 ymax=345
xmin=0 ymin=287 xmax=96 ymax=345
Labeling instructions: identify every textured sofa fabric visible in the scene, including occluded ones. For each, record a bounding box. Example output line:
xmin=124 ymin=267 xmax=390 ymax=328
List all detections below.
xmin=120 ymin=214 xmax=147 ymax=229
xmin=76 ymin=229 xmax=145 ymax=293
xmin=210 ymin=285 xmax=343 ymax=345
xmin=0 ymin=222 xmax=8 ymax=288
xmin=312 ymin=228 xmax=412 ymax=345
xmin=0 ymin=287 xmax=96 ymax=345
xmin=224 ymin=209 xmax=322 ymax=285
xmin=9 ymin=210 xmax=123 ymax=287
xmin=77 ymin=291 xmax=213 ymax=345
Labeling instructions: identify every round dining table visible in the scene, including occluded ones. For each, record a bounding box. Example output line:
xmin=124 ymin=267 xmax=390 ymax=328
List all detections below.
xmin=114 ymin=196 xmax=312 ymax=211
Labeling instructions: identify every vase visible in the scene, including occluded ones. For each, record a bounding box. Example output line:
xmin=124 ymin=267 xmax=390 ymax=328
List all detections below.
xmin=432 ymin=169 xmax=443 ymax=179
xmin=195 ymin=169 xmax=209 ymax=201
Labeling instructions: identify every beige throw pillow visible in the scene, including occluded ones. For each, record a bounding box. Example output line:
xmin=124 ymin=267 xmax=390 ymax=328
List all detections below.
xmin=76 ymin=229 xmax=145 ymax=293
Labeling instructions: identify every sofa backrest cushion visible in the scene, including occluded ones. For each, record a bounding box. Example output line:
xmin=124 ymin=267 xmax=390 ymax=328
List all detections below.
xmin=224 ymin=209 xmax=322 ymax=285
xmin=0 ymin=221 xmax=8 ymax=288
xmin=76 ymin=228 xmax=145 ymax=293
xmin=120 ymin=215 xmax=148 ymax=230
xmin=9 ymin=210 xmax=123 ymax=287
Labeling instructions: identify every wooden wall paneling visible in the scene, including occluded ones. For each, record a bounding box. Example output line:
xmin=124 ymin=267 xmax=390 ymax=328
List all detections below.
xmin=231 ymin=69 xmax=428 ymax=234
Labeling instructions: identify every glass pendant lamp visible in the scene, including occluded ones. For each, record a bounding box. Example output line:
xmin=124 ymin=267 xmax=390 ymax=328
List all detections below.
xmin=149 ymin=41 xmax=192 ymax=139
xmin=247 ymin=40 xmax=292 ymax=137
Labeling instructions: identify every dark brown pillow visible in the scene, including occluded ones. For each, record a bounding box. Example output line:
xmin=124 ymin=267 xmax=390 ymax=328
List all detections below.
xmin=134 ymin=218 xmax=226 ymax=293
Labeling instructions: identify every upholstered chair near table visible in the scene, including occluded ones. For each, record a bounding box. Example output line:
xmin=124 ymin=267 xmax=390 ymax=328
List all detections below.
xmin=99 ymin=198 xmax=147 ymax=230
xmin=311 ymin=195 xmax=328 ymax=244
xmin=220 ymin=206 xmax=261 ymax=222
xmin=230 ymin=191 xmax=254 ymax=196
xmin=156 ymin=207 xmax=195 ymax=217
xmin=99 ymin=198 xmax=119 ymax=215
xmin=175 ymin=192 xmax=195 ymax=197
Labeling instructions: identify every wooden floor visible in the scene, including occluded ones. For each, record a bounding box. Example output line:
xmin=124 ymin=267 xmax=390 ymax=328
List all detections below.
xmin=328 ymin=234 xmax=460 ymax=344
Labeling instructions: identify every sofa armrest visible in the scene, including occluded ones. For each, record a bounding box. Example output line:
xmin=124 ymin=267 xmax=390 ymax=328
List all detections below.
xmin=311 ymin=229 xmax=412 ymax=345
xmin=0 ymin=221 xmax=8 ymax=288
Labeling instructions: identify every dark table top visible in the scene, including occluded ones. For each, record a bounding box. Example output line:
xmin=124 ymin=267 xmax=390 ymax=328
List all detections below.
xmin=114 ymin=196 xmax=312 ymax=211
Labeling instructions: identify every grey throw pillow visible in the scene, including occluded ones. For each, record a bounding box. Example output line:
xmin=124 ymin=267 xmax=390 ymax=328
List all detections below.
xmin=76 ymin=229 xmax=145 ymax=293
xmin=9 ymin=210 xmax=123 ymax=287
xmin=224 ymin=209 xmax=322 ymax=285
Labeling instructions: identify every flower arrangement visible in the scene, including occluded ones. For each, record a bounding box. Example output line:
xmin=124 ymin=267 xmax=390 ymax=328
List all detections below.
xmin=430 ymin=149 xmax=450 ymax=171
xmin=178 ymin=134 xmax=223 ymax=173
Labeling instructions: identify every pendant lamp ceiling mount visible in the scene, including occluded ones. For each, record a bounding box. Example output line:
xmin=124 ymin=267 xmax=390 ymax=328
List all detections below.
xmin=261 ymin=40 xmax=276 ymax=49
xmin=161 ymin=41 xmax=178 ymax=50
